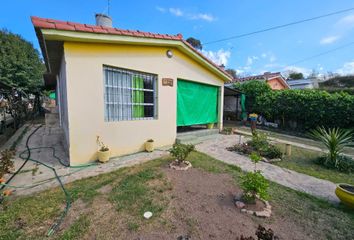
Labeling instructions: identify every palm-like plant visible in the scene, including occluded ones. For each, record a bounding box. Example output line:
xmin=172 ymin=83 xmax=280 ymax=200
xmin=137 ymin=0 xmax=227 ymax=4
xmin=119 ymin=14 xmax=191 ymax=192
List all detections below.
xmin=310 ymin=127 xmax=353 ymax=168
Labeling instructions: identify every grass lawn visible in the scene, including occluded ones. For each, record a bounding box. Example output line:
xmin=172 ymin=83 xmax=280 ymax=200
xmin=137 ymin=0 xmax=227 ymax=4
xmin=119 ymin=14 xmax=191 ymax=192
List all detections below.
xmin=274 ymin=144 xmax=354 ymax=185
xmin=0 ymin=151 xmax=353 ymax=239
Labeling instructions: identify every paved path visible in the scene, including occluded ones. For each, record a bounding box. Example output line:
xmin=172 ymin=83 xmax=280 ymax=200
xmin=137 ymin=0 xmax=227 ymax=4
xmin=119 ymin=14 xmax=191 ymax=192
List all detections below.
xmin=2 ymin=124 xmax=169 ymax=196
xmin=196 ymin=134 xmax=339 ymax=204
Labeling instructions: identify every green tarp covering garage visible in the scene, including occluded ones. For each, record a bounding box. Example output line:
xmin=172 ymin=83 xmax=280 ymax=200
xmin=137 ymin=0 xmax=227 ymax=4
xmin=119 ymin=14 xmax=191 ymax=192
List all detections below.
xmin=177 ymin=79 xmax=218 ymax=126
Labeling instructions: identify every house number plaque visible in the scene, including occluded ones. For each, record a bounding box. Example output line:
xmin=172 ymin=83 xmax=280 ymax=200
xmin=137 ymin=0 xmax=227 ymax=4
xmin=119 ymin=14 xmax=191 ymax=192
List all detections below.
xmin=162 ymin=78 xmax=173 ymax=87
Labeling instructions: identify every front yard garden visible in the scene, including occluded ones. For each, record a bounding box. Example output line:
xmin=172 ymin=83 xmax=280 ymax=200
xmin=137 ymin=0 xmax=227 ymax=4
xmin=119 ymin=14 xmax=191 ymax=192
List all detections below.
xmin=1 ymin=151 xmax=353 ymax=240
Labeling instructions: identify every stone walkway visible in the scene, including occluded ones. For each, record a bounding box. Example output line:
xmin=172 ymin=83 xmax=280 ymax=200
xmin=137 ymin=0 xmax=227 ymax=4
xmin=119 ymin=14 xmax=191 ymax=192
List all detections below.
xmin=196 ymin=134 xmax=339 ymax=204
xmin=2 ymin=124 xmax=168 ymax=196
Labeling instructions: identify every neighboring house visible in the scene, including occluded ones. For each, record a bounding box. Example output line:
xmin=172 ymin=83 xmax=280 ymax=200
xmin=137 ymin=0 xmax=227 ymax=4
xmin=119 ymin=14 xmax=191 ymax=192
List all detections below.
xmin=232 ymin=72 xmax=290 ymax=90
xmin=32 ymin=15 xmax=232 ymax=165
xmin=287 ymin=79 xmax=314 ymax=89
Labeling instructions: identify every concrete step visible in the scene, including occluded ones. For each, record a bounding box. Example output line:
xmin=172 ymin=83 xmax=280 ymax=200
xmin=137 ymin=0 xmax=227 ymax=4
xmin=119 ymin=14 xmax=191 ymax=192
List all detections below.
xmin=176 ymin=129 xmax=219 ymax=145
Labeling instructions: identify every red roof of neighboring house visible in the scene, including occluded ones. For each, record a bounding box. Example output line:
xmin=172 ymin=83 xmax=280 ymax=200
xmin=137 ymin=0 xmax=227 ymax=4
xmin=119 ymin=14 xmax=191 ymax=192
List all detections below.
xmin=31 ymin=16 xmax=232 ymax=80
xmin=234 ymin=72 xmax=283 ymax=82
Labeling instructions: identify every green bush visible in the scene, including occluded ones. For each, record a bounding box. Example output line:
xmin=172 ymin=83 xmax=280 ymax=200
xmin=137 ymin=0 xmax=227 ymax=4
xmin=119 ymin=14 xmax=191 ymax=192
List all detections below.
xmin=235 ymin=80 xmax=354 ymax=130
xmin=260 ymin=145 xmax=282 ymax=159
xmin=310 ymin=127 xmax=353 ymax=170
xmin=169 ymin=143 xmax=195 ymax=165
xmin=316 ymin=155 xmax=354 ymax=173
xmin=241 ymin=171 xmax=269 ymax=202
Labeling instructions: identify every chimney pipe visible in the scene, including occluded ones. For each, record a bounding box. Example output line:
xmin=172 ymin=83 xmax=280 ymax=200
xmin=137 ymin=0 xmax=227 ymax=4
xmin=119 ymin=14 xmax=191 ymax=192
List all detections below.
xmin=95 ymin=14 xmax=112 ymax=27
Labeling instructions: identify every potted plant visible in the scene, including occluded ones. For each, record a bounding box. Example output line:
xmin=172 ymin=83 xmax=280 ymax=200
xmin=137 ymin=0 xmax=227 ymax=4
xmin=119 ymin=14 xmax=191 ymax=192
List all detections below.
xmin=207 ymin=123 xmax=214 ymax=129
xmin=335 ymin=183 xmax=354 ymax=209
xmin=168 ymin=143 xmax=195 ymax=170
xmin=145 ymin=139 xmax=154 ymax=152
xmin=96 ymin=136 xmax=110 ymax=163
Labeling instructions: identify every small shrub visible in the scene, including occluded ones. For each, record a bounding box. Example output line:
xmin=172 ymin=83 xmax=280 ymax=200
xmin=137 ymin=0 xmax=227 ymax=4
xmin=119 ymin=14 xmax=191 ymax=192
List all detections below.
xmin=316 ymin=155 xmax=354 ymax=173
xmin=221 ymin=127 xmax=233 ymax=135
xmin=260 ymin=145 xmax=282 ymax=159
xmin=249 ymin=131 xmax=268 ymax=150
xmin=169 ymin=143 xmax=195 ymax=165
xmin=240 ymin=171 xmax=269 ymax=202
xmin=310 ymin=127 xmax=353 ymax=170
xmin=0 ymin=149 xmax=15 ymax=178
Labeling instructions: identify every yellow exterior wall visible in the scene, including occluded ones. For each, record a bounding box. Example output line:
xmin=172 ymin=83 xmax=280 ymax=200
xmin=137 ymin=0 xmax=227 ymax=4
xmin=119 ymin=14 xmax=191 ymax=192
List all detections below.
xmin=63 ymin=42 xmax=224 ymax=165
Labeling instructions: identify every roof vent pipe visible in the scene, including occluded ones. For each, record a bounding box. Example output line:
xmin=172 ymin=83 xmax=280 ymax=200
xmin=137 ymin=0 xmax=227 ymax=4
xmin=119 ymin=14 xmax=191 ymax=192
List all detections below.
xmin=95 ymin=14 xmax=112 ymax=27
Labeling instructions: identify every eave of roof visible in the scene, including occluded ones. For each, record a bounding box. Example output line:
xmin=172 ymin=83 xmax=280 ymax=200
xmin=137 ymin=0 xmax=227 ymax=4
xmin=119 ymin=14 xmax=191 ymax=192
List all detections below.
xmin=31 ymin=16 xmax=232 ymax=82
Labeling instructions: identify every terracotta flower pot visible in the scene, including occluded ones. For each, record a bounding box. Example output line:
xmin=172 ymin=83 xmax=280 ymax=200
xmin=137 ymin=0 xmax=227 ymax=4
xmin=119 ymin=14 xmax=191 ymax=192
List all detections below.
xmin=145 ymin=141 xmax=154 ymax=152
xmin=335 ymin=183 xmax=354 ymax=209
xmin=98 ymin=149 xmax=110 ymax=163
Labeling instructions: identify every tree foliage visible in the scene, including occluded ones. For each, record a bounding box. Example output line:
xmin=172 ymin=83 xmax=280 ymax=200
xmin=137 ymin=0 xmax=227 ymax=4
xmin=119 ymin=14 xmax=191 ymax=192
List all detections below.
xmin=234 ymin=81 xmax=271 ymax=113
xmin=186 ymin=37 xmax=202 ymax=50
xmin=0 ymin=29 xmax=44 ymax=92
xmin=288 ymin=71 xmax=304 ymax=80
xmin=225 ymin=68 xmax=237 ymax=79
xmin=234 ymin=80 xmax=354 ymax=130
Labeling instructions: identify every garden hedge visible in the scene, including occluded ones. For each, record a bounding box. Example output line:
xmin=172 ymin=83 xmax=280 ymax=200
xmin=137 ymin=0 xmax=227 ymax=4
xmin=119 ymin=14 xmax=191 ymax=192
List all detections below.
xmin=234 ymin=81 xmax=354 ymax=130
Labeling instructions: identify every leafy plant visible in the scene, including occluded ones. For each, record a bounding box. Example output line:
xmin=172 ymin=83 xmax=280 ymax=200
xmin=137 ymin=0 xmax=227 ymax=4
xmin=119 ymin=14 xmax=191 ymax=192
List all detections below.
xmin=240 ymin=171 xmax=269 ymax=202
xmin=240 ymin=152 xmax=269 ymax=202
xmin=260 ymin=145 xmax=282 ymax=159
xmin=310 ymin=127 xmax=353 ymax=169
xmin=248 ymin=131 xmax=269 ymax=151
xmin=0 ymin=149 xmax=15 ymax=178
xmin=227 ymin=143 xmax=253 ymax=155
xmin=96 ymin=136 xmax=109 ymax=152
xmin=169 ymin=143 xmax=195 ymax=165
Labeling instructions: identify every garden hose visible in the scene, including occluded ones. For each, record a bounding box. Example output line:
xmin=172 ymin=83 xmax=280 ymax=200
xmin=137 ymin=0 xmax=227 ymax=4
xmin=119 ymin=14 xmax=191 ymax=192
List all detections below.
xmin=0 ymin=124 xmax=98 ymax=237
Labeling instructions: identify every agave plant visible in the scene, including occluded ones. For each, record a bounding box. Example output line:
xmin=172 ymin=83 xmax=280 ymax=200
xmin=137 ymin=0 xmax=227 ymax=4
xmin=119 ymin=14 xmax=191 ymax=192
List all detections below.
xmin=310 ymin=127 xmax=353 ymax=168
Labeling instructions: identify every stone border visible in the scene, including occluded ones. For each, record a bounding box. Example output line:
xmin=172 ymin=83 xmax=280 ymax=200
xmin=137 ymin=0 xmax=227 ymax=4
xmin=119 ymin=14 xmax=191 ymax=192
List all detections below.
xmin=235 ymin=199 xmax=272 ymax=218
xmin=169 ymin=160 xmax=192 ymax=171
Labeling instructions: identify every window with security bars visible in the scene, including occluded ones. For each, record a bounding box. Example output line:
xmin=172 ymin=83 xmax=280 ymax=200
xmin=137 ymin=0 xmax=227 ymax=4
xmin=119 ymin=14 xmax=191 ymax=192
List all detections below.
xmin=103 ymin=66 xmax=157 ymax=121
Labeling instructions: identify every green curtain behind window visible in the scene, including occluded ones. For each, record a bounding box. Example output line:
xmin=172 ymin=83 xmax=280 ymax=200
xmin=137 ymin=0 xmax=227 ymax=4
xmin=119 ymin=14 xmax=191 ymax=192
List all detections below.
xmin=177 ymin=79 xmax=218 ymax=126
xmin=133 ymin=76 xmax=144 ymax=118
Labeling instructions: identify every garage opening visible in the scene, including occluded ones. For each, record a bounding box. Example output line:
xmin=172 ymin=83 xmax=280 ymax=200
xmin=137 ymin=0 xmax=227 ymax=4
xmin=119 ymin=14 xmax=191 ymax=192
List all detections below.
xmin=177 ymin=79 xmax=219 ymax=133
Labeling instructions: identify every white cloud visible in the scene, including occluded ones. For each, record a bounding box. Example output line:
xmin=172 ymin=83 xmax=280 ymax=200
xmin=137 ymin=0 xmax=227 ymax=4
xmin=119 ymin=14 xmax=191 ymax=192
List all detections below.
xmin=156 ymin=7 xmax=216 ymax=22
xmin=260 ymin=52 xmax=276 ymax=63
xmin=169 ymin=8 xmax=184 ymax=17
xmin=246 ymin=56 xmax=259 ymax=66
xmin=337 ymin=14 xmax=354 ymax=27
xmin=156 ymin=6 xmax=166 ymax=12
xmin=283 ymin=66 xmax=312 ymax=77
xmin=320 ymin=35 xmax=340 ymax=45
xmin=189 ymin=13 xmax=216 ymax=22
xmin=336 ymin=61 xmax=354 ymax=75
xmin=202 ymin=49 xmax=231 ymax=66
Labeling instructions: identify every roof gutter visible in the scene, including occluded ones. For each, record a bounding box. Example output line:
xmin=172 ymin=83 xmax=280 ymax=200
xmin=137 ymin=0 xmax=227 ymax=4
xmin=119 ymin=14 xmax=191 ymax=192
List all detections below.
xmin=40 ymin=29 xmax=232 ymax=82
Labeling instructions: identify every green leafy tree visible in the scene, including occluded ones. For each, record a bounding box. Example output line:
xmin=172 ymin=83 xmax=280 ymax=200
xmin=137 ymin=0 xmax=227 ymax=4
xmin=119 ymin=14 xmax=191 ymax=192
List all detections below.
xmin=0 ymin=29 xmax=44 ymax=92
xmin=234 ymin=80 xmax=271 ymax=113
xmin=186 ymin=37 xmax=202 ymax=50
xmin=225 ymin=68 xmax=237 ymax=79
xmin=288 ymin=71 xmax=304 ymax=80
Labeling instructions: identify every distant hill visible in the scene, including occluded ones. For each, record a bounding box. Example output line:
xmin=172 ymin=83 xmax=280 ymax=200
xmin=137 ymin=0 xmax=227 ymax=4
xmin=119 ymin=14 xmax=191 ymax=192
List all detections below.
xmin=319 ymin=75 xmax=354 ymax=94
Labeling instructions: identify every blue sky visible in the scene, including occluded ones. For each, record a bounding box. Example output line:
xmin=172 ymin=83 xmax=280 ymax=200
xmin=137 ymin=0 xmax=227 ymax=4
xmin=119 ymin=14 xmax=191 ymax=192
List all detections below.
xmin=1 ymin=0 xmax=354 ymax=77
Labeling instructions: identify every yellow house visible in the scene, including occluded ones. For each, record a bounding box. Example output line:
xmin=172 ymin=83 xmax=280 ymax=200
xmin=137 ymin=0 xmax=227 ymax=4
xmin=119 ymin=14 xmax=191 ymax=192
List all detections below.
xmin=32 ymin=15 xmax=232 ymax=165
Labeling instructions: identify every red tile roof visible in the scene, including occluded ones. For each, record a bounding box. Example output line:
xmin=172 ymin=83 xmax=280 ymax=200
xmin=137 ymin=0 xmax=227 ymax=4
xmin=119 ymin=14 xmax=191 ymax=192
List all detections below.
xmin=234 ymin=72 xmax=283 ymax=82
xmin=31 ymin=16 xmax=183 ymax=40
xmin=31 ymin=16 xmax=232 ymax=80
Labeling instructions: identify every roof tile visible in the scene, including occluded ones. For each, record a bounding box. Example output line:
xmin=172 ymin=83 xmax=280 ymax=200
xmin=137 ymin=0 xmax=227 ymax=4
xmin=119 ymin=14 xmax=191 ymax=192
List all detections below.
xmin=31 ymin=16 xmax=232 ymax=80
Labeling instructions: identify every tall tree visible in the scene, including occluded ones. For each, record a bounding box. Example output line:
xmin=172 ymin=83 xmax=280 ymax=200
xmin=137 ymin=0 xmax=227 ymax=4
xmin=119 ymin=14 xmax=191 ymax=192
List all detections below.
xmin=186 ymin=37 xmax=202 ymax=50
xmin=0 ymin=29 xmax=44 ymax=92
xmin=288 ymin=71 xmax=304 ymax=80
xmin=225 ymin=68 xmax=237 ymax=79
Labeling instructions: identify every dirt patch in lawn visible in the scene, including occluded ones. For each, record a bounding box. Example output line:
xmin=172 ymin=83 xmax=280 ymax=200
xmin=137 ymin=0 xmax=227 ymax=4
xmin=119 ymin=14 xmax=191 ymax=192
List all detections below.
xmin=71 ymin=167 xmax=319 ymax=240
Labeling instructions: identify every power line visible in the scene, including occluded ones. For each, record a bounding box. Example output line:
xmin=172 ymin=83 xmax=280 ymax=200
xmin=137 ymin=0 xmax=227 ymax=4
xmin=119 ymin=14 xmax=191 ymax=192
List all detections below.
xmin=203 ymin=6 xmax=354 ymax=45
xmin=287 ymin=41 xmax=354 ymax=66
